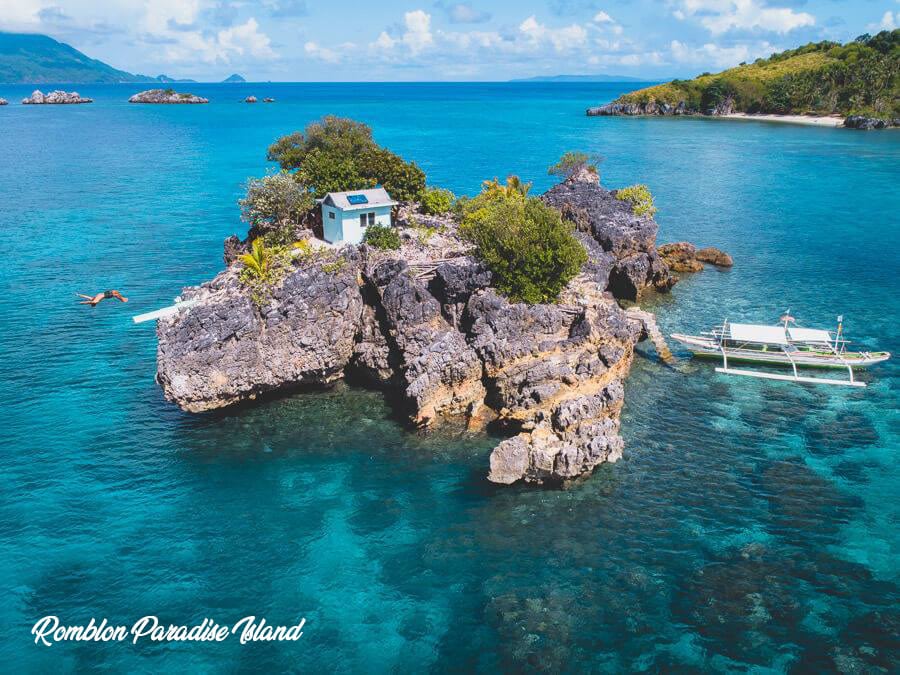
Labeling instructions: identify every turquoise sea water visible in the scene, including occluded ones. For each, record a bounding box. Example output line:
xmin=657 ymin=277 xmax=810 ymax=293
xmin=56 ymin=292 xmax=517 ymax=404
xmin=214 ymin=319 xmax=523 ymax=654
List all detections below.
xmin=1 ymin=82 xmax=898 ymax=672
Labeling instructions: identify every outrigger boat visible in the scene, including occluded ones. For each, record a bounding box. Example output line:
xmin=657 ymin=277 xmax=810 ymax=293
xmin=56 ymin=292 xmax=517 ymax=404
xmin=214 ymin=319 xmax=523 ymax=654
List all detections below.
xmin=671 ymin=313 xmax=890 ymax=387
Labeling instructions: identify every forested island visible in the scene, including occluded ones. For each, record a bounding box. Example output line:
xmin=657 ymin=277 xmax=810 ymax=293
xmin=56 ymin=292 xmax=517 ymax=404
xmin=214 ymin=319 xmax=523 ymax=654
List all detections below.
xmin=589 ymin=30 xmax=899 ymax=128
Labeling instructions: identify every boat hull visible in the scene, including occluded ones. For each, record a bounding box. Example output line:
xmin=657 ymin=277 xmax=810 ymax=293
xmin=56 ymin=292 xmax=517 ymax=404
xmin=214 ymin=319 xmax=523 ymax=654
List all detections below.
xmin=670 ymin=333 xmax=890 ymax=370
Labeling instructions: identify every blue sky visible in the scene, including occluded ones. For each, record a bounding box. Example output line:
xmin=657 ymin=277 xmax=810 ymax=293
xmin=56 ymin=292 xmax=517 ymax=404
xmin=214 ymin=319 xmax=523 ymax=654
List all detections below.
xmin=1 ymin=0 xmax=898 ymax=80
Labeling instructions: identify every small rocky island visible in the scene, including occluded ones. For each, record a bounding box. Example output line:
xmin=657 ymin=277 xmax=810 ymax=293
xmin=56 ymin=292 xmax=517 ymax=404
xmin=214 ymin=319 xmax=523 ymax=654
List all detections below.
xmin=0 ymin=98 xmax=7 ymax=106
xmin=22 ymin=89 xmax=92 ymax=104
xmin=129 ymin=89 xmax=209 ymax=104
xmin=152 ymin=120 xmax=724 ymax=486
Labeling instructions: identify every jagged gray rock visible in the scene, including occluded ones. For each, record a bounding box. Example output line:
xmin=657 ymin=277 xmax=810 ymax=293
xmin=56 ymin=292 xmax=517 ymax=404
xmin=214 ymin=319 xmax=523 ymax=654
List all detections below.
xmin=542 ymin=167 xmax=675 ymax=300
xmin=364 ymin=259 xmax=485 ymax=427
xmin=156 ymin=261 xmax=364 ymax=412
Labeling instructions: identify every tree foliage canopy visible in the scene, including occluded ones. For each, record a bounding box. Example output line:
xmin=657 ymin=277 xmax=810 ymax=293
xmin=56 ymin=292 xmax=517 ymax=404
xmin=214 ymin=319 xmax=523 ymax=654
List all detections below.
xmin=459 ymin=181 xmax=587 ymax=304
xmin=619 ymin=30 xmax=900 ymax=118
xmin=267 ymin=116 xmax=426 ymax=201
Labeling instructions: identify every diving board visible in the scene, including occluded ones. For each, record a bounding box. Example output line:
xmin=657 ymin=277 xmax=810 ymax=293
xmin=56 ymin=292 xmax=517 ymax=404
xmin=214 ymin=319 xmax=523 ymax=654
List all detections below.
xmin=132 ymin=299 xmax=199 ymax=324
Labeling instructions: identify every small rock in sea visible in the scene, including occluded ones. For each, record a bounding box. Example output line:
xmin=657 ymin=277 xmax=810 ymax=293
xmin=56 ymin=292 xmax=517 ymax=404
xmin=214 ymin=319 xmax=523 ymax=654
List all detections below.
xmin=245 ymin=96 xmax=257 ymax=103
xmin=844 ymin=115 xmax=893 ymax=130
xmin=22 ymin=89 xmax=93 ymax=104
xmin=657 ymin=242 xmax=703 ymax=273
xmin=128 ymin=89 xmax=209 ymax=104
xmin=695 ymin=247 xmax=733 ymax=267
xmin=263 ymin=97 xmax=275 ymax=103
xmin=0 ymin=98 xmax=7 ymax=106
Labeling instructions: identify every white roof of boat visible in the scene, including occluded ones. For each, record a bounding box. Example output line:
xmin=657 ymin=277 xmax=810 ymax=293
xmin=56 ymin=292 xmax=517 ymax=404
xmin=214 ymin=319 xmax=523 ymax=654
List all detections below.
xmin=728 ymin=323 xmax=788 ymax=344
xmin=787 ymin=327 xmax=833 ymax=343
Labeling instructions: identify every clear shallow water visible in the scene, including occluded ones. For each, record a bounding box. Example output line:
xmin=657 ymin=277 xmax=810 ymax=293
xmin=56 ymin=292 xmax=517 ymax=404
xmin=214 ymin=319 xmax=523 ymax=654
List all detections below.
xmin=1 ymin=82 xmax=898 ymax=671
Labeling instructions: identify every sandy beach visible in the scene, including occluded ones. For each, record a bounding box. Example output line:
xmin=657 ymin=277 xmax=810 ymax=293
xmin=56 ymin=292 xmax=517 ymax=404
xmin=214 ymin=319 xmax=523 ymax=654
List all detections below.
xmin=720 ymin=113 xmax=845 ymax=127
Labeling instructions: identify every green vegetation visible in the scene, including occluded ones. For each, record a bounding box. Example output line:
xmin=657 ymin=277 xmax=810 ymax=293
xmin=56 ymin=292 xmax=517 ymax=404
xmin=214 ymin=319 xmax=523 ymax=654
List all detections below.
xmin=267 ymin=116 xmax=426 ymax=200
xmin=239 ymin=171 xmax=315 ymax=246
xmin=238 ymin=239 xmax=293 ymax=307
xmin=548 ymin=151 xmax=603 ymax=180
xmin=459 ymin=177 xmax=587 ymax=304
xmin=420 ymin=187 xmax=455 ymax=214
xmin=363 ymin=224 xmax=402 ymax=250
xmin=617 ymin=30 xmax=900 ymax=118
xmin=616 ymin=185 xmax=657 ymax=218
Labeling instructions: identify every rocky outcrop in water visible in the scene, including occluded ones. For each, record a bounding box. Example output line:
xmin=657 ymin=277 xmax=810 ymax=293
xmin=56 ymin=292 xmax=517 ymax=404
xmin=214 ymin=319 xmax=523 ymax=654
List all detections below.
xmin=542 ymin=167 xmax=675 ymax=300
xmin=0 ymin=98 xmax=7 ymax=106
xmin=245 ymin=96 xmax=257 ymax=103
xmin=587 ymin=101 xmax=690 ymax=116
xmin=843 ymin=115 xmax=898 ymax=130
xmin=155 ymin=172 xmax=674 ymax=484
xmin=156 ymin=254 xmax=364 ymax=412
xmin=22 ymin=89 xmax=92 ymax=104
xmin=129 ymin=89 xmax=209 ymax=104
xmin=658 ymin=242 xmax=733 ymax=273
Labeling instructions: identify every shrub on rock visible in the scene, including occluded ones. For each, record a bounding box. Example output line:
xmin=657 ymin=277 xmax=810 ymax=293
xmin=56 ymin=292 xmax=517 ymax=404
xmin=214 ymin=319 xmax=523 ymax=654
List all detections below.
xmin=239 ymin=171 xmax=314 ymax=245
xmin=548 ymin=151 xmax=603 ymax=180
xmin=420 ymin=187 xmax=455 ymax=214
xmin=460 ymin=180 xmax=587 ymax=304
xmin=363 ymin=224 xmax=402 ymax=250
xmin=615 ymin=184 xmax=657 ymax=218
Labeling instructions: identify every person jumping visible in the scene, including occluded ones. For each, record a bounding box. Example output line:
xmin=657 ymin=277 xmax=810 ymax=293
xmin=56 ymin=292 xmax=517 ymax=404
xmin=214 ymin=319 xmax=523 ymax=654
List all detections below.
xmin=76 ymin=290 xmax=128 ymax=306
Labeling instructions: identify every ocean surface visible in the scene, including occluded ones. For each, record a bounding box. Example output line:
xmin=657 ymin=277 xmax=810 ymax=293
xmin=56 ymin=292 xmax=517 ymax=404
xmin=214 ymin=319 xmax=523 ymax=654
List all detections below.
xmin=1 ymin=82 xmax=898 ymax=672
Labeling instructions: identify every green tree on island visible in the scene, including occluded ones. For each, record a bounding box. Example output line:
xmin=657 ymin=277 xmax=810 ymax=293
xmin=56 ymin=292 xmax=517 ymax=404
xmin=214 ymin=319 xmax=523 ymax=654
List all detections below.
xmin=548 ymin=151 xmax=603 ymax=180
xmin=267 ymin=116 xmax=426 ymax=201
xmin=460 ymin=176 xmax=587 ymax=304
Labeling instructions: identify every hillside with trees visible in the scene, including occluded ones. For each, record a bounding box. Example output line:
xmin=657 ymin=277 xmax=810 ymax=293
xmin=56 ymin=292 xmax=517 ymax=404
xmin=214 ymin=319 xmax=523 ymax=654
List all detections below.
xmin=597 ymin=31 xmax=899 ymax=122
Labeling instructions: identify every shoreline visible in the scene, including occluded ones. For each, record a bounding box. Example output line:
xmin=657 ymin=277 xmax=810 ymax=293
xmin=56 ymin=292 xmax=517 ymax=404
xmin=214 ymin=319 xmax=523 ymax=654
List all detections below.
xmin=718 ymin=113 xmax=845 ymax=128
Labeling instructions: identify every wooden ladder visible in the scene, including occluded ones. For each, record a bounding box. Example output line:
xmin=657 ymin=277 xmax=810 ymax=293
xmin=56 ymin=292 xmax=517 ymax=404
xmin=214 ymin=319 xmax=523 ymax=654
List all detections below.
xmin=625 ymin=307 xmax=676 ymax=365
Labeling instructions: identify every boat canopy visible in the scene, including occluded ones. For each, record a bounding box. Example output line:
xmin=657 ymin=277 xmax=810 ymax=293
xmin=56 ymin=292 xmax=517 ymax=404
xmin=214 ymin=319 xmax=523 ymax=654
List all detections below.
xmin=727 ymin=323 xmax=788 ymax=345
xmin=787 ymin=327 xmax=833 ymax=343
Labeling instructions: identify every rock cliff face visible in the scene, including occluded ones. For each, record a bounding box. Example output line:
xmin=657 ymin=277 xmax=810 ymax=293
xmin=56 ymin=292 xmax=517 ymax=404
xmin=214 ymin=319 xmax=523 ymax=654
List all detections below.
xmin=156 ymin=258 xmax=364 ymax=412
xmin=587 ymin=96 xmax=735 ymax=117
xmin=542 ymin=167 xmax=675 ymax=300
xmin=22 ymin=89 xmax=92 ymax=104
xmin=129 ymin=89 xmax=208 ymax=104
xmin=155 ymin=173 xmax=674 ymax=484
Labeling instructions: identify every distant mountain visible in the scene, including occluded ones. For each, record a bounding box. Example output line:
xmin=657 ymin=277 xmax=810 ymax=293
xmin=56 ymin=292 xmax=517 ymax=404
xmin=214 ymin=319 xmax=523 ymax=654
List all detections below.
xmin=0 ymin=32 xmax=204 ymax=84
xmin=511 ymin=74 xmax=645 ymax=83
xmin=0 ymin=32 xmax=152 ymax=83
xmin=222 ymin=73 xmax=246 ymax=83
xmin=152 ymin=74 xmax=198 ymax=84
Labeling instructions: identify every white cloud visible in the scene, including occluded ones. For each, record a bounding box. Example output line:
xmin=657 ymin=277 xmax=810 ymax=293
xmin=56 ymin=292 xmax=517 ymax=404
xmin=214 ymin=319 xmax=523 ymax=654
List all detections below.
xmin=217 ymin=18 xmax=274 ymax=60
xmin=372 ymin=31 xmax=396 ymax=50
xmin=593 ymin=11 xmax=613 ymax=24
xmin=403 ymin=10 xmax=434 ymax=54
xmin=670 ymin=38 xmax=774 ymax=68
xmin=876 ymin=11 xmax=897 ymax=30
xmin=675 ymin=0 xmax=815 ymax=35
xmin=519 ymin=15 xmax=587 ymax=52
xmin=304 ymin=41 xmax=342 ymax=63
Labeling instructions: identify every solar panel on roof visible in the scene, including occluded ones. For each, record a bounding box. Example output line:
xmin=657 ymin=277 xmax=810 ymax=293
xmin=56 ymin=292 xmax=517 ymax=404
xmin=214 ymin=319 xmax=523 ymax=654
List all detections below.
xmin=347 ymin=194 xmax=368 ymax=205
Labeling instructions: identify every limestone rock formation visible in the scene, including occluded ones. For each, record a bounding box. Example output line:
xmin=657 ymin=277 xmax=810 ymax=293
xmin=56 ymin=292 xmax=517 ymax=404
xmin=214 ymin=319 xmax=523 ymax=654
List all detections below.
xmin=587 ymin=101 xmax=690 ymax=116
xmin=129 ymin=89 xmax=209 ymax=104
xmin=155 ymin=174 xmax=668 ymax=485
xmin=659 ymin=242 xmax=733 ymax=272
xmin=364 ymin=259 xmax=486 ymax=427
xmin=696 ymin=246 xmax=734 ymax=267
xmin=469 ymin=274 xmax=639 ymax=484
xmin=22 ymin=89 xmax=92 ymax=104
xmin=245 ymin=96 xmax=257 ymax=103
xmin=542 ymin=167 xmax=675 ymax=299
xmin=156 ymin=260 xmax=364 ymax=412
xmin=658 ymin=242 xmax=704 ymax=273
xmin=0 ymin=98 xmax=7 ymax=106
xmin=844 ymin=115 xmax=897 ymax=130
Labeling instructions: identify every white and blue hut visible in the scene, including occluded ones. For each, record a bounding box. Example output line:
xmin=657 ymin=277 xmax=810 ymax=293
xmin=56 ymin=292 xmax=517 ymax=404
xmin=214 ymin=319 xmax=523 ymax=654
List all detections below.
xmin=319 ymin=187 xmax=397 ymax=245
